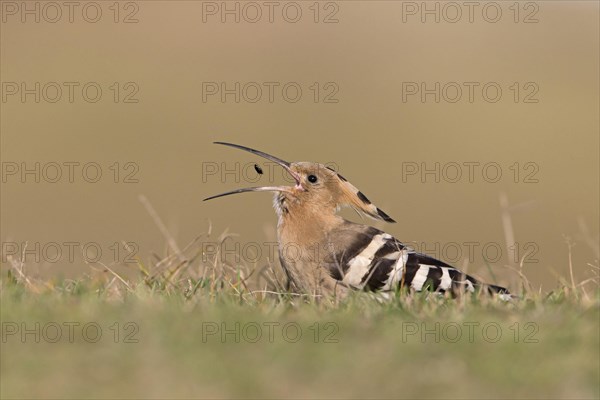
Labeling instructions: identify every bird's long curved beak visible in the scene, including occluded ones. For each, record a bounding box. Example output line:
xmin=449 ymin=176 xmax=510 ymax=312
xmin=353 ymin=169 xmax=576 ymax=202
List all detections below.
xmin=203 ymin=142 xmax=302 ymax=201
xmin=204 ymin=185 xmax=292 ymax=201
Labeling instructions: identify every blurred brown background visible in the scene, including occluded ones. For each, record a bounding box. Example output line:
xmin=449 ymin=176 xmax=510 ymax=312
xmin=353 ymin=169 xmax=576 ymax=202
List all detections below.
xmin=1 ymin=1 xmax=598 ymax=289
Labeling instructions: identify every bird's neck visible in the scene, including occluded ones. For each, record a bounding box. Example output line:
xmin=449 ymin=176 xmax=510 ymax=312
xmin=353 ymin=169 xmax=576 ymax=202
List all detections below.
xmin=274 ymin=194 xmax=342 ymax=250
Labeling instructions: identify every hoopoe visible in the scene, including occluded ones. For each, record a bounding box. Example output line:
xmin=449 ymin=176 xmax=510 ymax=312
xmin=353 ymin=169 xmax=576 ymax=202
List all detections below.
xmin=205 ymin=142 xmax=510 ymax=299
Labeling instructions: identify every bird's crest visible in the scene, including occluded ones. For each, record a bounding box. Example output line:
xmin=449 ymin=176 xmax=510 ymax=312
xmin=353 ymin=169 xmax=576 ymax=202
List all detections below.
xmin=330 ymin=168 xmax=396 ymax=223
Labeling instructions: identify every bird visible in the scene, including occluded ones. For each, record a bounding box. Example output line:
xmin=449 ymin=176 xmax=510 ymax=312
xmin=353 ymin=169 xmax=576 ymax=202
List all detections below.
xmin=204 ymin=142 xmax=510 ymax=299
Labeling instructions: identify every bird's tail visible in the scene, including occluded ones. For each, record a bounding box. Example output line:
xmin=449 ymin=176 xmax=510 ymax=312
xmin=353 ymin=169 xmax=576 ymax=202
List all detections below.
xmin=401 ymin=253 xmax=511 ymax=300
xmin=445 ymin=270 xmax=511 ymax=299
xmin=479 ymin=282 xmax=512 ymax=300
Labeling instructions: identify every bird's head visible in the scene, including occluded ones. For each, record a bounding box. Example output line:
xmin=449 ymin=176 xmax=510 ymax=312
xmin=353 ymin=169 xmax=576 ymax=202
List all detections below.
xmin=204 ymin=142 xmax=395 ymax=223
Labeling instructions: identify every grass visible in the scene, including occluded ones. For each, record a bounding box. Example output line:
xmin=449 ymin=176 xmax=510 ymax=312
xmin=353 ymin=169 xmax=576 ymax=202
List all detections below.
xmin=1 ymin=200 xmax=599 ymax=399
xmin=1 ymin=238 xmax=599 ymax=400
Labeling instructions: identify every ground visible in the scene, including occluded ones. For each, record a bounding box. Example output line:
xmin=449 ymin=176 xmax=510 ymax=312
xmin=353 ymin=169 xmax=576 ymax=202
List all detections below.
xmin=1 ymin=247 xmax=598 ymax=399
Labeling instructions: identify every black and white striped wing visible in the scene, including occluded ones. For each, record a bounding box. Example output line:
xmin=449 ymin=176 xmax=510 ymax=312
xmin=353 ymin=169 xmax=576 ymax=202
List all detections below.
xmin=324 ymin=223 xmax=508 ymax=296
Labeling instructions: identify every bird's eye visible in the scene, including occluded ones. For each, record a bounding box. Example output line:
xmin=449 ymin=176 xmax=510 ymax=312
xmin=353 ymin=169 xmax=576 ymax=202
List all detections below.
xmin=307 ymin=175 xmax=318 ymax=184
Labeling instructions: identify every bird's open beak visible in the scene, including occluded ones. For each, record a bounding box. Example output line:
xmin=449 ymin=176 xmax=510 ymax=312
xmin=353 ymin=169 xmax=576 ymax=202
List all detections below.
xmin=203 ymin=142 xmax=302 ymax=201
